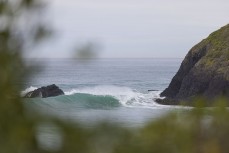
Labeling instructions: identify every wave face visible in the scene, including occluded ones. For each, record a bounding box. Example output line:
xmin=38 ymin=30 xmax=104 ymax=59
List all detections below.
xmin=23 ymin=85 xmax=162 ymax=110
xmin=56 ymin=93 xmax=121 ymax=109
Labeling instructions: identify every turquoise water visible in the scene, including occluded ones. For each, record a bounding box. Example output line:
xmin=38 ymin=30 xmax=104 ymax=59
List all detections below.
xmin=23 ymin=59 xmax=184 ymax=127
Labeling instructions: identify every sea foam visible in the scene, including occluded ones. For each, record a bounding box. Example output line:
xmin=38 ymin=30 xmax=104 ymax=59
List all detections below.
xmin=21 ymin=86 xmax=38 ymax=96
xmin=64 ymin=85 xmax=162 ymax=108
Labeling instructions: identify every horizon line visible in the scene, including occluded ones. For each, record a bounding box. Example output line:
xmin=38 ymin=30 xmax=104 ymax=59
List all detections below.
xmin=23 ymin=57 xmax=184 ymax=59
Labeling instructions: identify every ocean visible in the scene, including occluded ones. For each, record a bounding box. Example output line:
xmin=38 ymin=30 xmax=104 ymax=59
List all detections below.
xmin=22 ymin=58 xmax=186 ymax=127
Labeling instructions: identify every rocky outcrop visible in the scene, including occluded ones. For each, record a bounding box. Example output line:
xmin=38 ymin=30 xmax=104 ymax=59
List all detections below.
xmin=24 ymin=84 xmax=64 ymax=98
xmin=159 ymin=24 xmax=229 ymax=104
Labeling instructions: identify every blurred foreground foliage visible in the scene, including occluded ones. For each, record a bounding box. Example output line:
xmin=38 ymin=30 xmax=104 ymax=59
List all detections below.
xmin=1 ymin=0 xmax=229 ymax=153
xmin=74 ymin=42 xmax=101 ymax=59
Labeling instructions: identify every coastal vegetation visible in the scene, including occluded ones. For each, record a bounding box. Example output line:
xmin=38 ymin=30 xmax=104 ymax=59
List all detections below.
xmin=160 ymin=24 xmax=229 ymax=104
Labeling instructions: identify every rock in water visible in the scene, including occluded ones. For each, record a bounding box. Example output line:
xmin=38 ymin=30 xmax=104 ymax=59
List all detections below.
xmin=24 ymin=84 xmax=64 ymax=98
xmin=160 ymin=24 xmax=229 ymax=104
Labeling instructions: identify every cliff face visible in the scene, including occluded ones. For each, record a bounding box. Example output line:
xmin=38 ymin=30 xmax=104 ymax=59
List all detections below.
xmin=161 ymin=24 xmax=229 ymax=102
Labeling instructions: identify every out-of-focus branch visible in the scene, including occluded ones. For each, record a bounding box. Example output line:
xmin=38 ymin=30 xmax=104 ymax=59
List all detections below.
xmin=73 ymin=42 xmax=101 ymax=60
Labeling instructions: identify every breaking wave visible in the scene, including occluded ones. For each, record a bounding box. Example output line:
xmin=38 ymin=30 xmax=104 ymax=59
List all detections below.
xmin=23 ymin=85 xmax=163 ymax=109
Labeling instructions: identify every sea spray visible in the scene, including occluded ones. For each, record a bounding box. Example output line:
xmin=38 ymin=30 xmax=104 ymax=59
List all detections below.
xmin=21 ymin=86 xmax=38 ymax=97
xmin=64 ymin=85 xmax=162 ymax=107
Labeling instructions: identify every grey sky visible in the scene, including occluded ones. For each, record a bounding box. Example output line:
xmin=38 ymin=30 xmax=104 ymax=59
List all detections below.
xmin=29 ymin=0 xmax=229 ymax=58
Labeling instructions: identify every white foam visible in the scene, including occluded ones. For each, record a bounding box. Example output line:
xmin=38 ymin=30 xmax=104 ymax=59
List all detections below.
xmin=21 ymin=86 xmax=38 ymax=96
xmin=65 ymin=85 xmax=163 ymax=108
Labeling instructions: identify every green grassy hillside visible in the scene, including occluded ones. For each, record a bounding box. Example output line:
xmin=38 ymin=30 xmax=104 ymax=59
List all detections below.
xmin=161 ymin=24 xmax=229 ymax=103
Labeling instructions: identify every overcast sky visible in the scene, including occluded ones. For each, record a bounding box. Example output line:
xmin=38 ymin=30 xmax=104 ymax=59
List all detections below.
xmin=29 ymin=0 xmax=229 ymax=58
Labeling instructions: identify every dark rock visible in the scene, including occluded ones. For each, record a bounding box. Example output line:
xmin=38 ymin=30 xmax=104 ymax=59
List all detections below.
xmin=24 ymin=84 xmax=64 ymax=98
xmin=160 ymin=24 xmax=229 ymax=105
xmin=148 ymin=90 xmax=159 ymax=92
xmin=155 ymin=98 xmax=180 ymax=106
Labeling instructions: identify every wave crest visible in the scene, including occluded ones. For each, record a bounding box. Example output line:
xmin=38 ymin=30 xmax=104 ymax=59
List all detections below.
xmin=21 ymin=86 xmax=38 ymax=96
xmin=65 ymin=85 xmax=161 ymax=107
